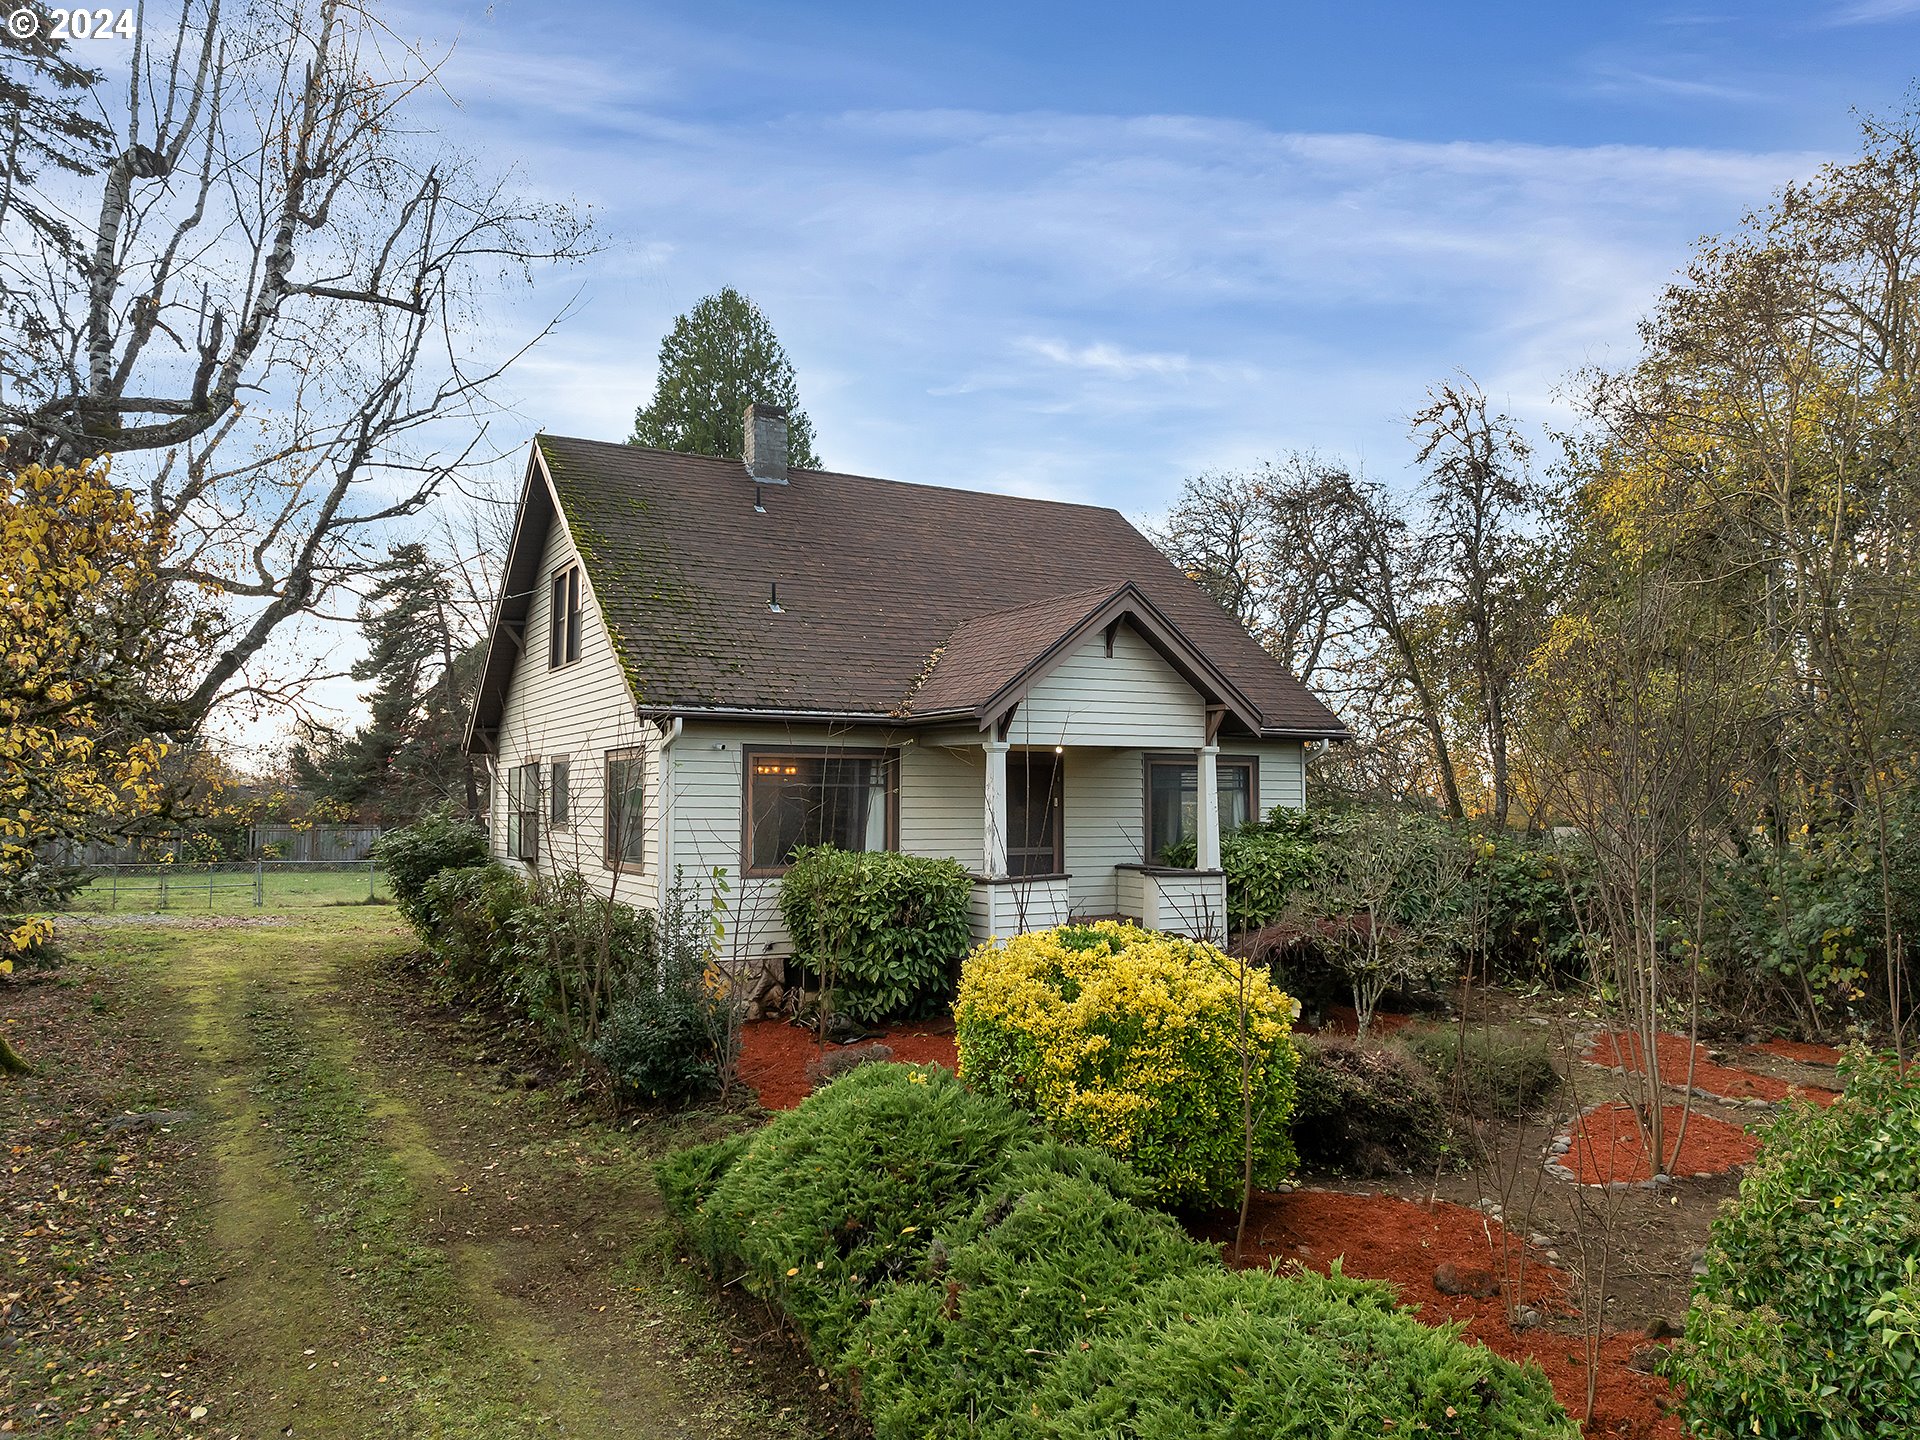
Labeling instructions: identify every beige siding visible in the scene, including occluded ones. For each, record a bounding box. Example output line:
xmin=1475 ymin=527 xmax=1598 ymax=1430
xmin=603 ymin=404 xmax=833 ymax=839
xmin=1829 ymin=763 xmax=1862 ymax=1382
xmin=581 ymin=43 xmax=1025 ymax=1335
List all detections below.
xmin=1062 ymin=747 xmax=1144 ymax=915
xmin=899 ymin=744 xmax=984 ymax=866
xmin=1246 ymin=740 xmax=1308 ymax=817
xmin=666 ymin=720 xmax=923 ymax=971
xmin=1007 ymin=624 xmax=1204 ymax=748
xmin=489 ymin=492 xmax=655 ymax=904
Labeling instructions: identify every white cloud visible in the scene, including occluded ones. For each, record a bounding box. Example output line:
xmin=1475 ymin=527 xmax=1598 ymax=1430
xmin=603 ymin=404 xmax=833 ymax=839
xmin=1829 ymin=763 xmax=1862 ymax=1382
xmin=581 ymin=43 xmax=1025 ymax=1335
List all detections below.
xmin=1828 ymin=0 xmax=1920 ymax=23
xmin=202 ymin=1 xmax=1845 ymax=747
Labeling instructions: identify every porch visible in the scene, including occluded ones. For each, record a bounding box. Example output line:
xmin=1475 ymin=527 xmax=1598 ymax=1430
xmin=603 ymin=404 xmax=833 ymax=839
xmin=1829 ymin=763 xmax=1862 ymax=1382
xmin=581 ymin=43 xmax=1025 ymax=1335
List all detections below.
xmin=966 ymin=737 xmax=1230 ymax=943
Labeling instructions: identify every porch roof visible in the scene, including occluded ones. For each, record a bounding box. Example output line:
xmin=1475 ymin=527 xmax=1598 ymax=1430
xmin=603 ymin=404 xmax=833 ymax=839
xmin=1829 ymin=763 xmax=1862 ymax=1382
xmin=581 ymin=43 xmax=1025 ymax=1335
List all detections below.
xmin=903 ymin=580 xmax=1264 ymax=734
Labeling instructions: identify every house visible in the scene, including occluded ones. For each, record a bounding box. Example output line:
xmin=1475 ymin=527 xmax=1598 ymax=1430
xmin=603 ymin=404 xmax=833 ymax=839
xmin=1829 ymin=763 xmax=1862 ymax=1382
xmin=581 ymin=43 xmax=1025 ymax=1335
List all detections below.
xmin=464 ymin=405 xmax=1346 ymax=973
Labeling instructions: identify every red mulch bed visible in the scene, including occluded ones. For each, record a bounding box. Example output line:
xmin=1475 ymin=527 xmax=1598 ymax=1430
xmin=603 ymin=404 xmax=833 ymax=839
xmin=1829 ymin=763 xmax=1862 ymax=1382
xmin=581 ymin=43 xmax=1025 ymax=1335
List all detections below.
xmin=1566 ymin=1102 xmax=1759 ymax=1183
xmin=1312 ymin=1004 xmax=1415 ymax=1037
xmin=1587 ymin=1031 xmax=1839 ymax=1107
xmin=736 ymin=1017 xmax=960 ymax=1110
xmin=1205 ymin=1189 xmax=1681 ymax=1439
xmin=1747 ymin=1037 xmax=1843 ymax=1066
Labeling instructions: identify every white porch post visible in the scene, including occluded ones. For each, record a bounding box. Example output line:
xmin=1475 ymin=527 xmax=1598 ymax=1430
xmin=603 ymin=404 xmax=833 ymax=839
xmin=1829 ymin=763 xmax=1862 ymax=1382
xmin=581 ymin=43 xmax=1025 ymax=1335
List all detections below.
xmin=1196 ymin=743 xmax=1221 ymax=872
xmin=983 ymin=740 xmax=1010 ymax=878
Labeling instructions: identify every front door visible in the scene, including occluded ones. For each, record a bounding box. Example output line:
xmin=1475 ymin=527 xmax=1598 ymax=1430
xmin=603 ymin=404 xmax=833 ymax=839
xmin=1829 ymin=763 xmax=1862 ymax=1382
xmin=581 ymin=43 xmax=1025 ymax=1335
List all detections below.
xmin=1006 ymin=750 xmax=1064 ymax=877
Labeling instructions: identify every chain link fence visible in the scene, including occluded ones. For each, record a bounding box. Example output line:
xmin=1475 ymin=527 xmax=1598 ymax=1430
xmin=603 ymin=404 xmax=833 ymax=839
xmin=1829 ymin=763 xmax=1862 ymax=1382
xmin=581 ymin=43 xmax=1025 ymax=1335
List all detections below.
xmin=69 ymin=859 xmax=391 ymax=913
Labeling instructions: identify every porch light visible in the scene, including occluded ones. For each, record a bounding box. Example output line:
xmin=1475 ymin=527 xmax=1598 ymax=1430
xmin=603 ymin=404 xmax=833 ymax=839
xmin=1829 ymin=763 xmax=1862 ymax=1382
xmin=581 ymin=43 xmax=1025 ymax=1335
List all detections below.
xmin=1054 ymin=745 xmax=1064 ymax=754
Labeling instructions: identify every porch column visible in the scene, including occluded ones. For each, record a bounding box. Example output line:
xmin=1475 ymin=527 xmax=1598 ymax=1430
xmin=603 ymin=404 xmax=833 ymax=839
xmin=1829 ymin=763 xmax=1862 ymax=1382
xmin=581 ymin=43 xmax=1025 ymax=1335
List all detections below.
xmin=1196 ymin=743 xmax=1221 ymax=872
xmin=983 ymin=740 xmax=1010 ymax=877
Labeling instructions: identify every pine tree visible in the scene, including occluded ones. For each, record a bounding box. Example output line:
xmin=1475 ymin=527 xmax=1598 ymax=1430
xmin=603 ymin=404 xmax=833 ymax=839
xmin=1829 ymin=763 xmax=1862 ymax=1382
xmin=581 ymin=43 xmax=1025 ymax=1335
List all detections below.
xmin=629 ymin=287 xmax=822 ymax=467
xmin=292 ymin=545 xmax=481 ymax=821
xmin=0 ymin=4 xmax=111 ymax=255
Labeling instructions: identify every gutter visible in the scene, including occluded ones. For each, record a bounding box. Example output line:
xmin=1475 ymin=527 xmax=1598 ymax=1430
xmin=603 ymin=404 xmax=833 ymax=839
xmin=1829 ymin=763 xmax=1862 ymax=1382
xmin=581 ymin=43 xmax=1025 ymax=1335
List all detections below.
xmin=655 ymin=715 xmax=682 ymax=917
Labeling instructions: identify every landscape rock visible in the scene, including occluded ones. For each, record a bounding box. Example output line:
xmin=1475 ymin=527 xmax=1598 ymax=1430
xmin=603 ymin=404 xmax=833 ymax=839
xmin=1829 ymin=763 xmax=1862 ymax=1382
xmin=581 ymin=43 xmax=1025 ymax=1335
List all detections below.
xmin=805 ymin=1042 xmax=894 ymax=1089
xmin=1432 ymin=1262 xmax=1500 ymax=1298
xmin=1628 ymin=1342 xmax=1669 ymax=1374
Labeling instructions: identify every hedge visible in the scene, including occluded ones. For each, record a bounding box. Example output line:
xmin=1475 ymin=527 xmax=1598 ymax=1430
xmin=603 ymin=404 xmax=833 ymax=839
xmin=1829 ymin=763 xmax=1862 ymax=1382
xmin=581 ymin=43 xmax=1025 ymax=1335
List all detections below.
xmin=659 ymin=1062 xmax=1578 ymax=1440
xmin=955 ymin=921 xmax=1299 ymax=1206
xmin=1665 ymin=1050 xmax=1920 ymax=1438
xmin=778 ymin=845 xmax=974 ymax=1023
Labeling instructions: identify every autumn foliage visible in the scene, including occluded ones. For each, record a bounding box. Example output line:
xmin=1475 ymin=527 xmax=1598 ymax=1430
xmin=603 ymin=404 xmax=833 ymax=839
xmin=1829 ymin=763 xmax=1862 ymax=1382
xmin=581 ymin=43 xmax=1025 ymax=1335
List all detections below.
xmin=1 ymin=451 xmax=174 ymax=965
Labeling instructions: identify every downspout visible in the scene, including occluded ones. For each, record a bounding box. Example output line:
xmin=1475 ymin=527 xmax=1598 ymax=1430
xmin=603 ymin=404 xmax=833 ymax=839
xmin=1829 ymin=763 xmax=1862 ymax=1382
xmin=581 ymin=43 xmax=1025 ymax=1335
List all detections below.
xmin=655 ymin=716 xmax=682 ymax=917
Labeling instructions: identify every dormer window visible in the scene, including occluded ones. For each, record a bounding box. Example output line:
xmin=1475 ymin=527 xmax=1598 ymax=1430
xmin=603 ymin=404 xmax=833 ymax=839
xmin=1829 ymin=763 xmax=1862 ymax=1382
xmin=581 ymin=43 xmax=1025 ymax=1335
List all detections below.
xmin=548 ymin=565 xmax=581 ymax=668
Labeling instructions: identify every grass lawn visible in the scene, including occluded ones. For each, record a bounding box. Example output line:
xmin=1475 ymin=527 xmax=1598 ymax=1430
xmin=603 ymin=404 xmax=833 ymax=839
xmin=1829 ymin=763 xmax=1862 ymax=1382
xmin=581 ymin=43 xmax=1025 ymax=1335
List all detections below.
xmin=2 ymin=908 xmax=842 ymax=1439
xmin=63 ymin=864 xmax=393 ymax=914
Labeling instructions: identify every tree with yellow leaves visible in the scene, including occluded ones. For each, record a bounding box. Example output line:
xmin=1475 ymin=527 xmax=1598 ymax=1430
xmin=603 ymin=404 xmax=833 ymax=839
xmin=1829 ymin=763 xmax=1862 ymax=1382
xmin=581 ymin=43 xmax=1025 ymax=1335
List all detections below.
xmin=1 ymin=447 xmax=200 ymax=1069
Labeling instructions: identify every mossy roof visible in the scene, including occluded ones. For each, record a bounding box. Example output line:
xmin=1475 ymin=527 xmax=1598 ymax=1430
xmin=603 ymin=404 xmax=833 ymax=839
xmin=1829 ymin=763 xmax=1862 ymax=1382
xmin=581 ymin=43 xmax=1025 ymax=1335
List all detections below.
xmin=467 ymin=436 xmax=1347 ymax=745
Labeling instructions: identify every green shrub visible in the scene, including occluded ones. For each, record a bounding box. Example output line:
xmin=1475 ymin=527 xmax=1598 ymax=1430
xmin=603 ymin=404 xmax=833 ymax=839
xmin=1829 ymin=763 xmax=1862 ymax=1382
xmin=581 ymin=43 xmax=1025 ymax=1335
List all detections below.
xmin=956 ymin=921 xmax=1300 ymax=1208
xmin=778 ymin=845 xmax=973 ymax=1023
xmin=847 ymin=1157 xmax=1212 ymax=1439
xmin=505 ymin=872 xmax=657 ymax=1048
xmin=1404 ymin=1023 xmax=1560 ymax=1119
xmin=670 ymin=1062 xmax=1035 ymax=1353
xmin=660 ymin=1063 xmax=1576 ymax=1440
xmin=590 ymin=875 xmax=728 ymax=1105
xmin=1012 ymin=1262 xmax=1579 ymax=1439
xmin=1159 ymin=810 xmax=1322 ymax=932
xmin=416 ymin=862 xmax=525 ymax=996
xmin=374 ymin=807 xmax=489 ymax=927
xmin=1291 ymin=1033 xmax=1450 ymax=1176
xmin=1665 ymin=1051 xmax=1920 ymax=1438
xmin=656 ymin=1132 xmax=750 ymax=1216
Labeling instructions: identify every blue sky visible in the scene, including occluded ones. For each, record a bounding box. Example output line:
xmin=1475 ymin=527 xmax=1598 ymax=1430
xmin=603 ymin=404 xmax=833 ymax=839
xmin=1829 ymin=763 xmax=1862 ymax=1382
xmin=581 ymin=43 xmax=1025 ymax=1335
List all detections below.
xmin=390 ymin=0 xmax=1916 ymax=518
xmin=214 ymin=1 xmax=1912 ymax=750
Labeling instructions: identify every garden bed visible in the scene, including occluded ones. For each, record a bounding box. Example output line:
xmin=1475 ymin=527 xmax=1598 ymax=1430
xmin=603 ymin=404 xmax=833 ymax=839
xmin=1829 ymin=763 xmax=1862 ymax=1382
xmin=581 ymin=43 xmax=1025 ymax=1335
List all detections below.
xmin=736 ymin=1017 xmax=959 ymax=1110
xmin=1586 ymin=1030 xmax=1838 ymax=1107
xmin=1746 ymin=1036 xmax=1843 ymax=1066
xmin=1559 ymin=1102 xmax=1759 ymax=1183
xmin=1205 ymin=1188 xmax=1682 ymax=1440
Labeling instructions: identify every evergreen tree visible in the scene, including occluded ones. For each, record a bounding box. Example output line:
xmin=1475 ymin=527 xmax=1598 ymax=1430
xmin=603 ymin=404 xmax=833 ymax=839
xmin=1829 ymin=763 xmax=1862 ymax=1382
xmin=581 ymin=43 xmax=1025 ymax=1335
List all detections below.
xmin=0 ymin=4 xmax=111 ymax=256
xmin=629 ymin=287 xmax=822 ymax=467
xmin=292 ymin=544 xmax=481 ymax=822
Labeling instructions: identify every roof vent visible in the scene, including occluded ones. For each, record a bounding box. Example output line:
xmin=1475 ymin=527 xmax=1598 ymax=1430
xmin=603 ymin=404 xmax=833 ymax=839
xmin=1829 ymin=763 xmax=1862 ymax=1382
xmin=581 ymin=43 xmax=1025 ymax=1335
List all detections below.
xmin=768 ymin=581 xmax=784 ymax=613
xmin=744 ymin=403 xmax=788 ymax=485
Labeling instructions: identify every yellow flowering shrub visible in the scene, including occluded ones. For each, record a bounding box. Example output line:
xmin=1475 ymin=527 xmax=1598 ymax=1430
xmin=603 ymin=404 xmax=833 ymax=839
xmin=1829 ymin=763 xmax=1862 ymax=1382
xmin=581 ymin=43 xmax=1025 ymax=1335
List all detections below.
xmin=955 ymin=921 xmax=1300 ymax=1207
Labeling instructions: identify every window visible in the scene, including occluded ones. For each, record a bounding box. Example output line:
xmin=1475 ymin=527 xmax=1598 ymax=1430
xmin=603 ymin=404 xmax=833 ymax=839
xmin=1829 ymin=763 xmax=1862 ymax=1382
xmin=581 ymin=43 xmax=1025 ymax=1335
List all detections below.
xmin=548 ymin=565 xmax=581 ymax=669
xmin=604 ymin=748 xmax=649 ymax=870
xmin=507 ymin=762 xmax=541 ymax=861
xmin=1006 ymin=750 xmax=1064 ymax=877
xmin=744 ymin=748 xmax=896 ymax=874
xmin=1145 ymin=755 xmax=1257 ymax=865
xmin=549 ymin=759 xmax=570 ymax=826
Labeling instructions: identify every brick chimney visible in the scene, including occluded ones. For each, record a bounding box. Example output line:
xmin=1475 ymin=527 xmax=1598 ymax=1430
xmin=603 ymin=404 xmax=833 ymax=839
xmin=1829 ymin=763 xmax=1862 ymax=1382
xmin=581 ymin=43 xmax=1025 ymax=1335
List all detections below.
xmin=744 ymin=403 xmax=788 ymax=485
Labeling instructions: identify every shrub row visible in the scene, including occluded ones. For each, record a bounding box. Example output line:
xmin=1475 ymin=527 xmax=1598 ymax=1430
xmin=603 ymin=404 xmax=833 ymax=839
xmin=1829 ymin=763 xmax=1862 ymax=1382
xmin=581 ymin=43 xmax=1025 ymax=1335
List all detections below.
xmin=777 ymin=844 xmax=973 ymax=1023
xmin=374 ymin=811 xmax=723 ymax=1104
xmin=1169 ymin=804 xmax=1590 ymax=984
xmin=660 ymin=1063 xmax=1579 ymax=1439
xmin=955 ymin=921 xmax=1300 ymax=1207
xmin=1666 ymin=1051 xmax=1920 ymax=1437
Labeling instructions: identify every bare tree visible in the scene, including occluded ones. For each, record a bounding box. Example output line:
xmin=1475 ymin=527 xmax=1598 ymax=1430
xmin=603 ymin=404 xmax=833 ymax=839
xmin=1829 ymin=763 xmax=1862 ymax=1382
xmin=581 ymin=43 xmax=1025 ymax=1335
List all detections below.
xmin=0 ymin=0 xmax=593 ymax=728
xmin=1410 ymin=376 xmax=1550 ymax=831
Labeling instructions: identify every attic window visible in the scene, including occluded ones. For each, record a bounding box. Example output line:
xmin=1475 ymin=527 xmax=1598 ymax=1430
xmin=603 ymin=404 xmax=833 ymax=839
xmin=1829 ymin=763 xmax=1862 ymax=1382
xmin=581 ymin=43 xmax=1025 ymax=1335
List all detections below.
xmin=548 ymin=565 xmax=581 ymax=669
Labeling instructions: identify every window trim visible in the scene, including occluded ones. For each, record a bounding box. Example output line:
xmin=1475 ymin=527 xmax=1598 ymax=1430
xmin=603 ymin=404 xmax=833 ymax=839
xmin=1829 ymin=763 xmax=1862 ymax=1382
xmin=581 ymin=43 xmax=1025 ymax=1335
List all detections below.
xmin=507 ymin=760 xmax=541 ymax=862
xmin=740 ymin=744 xmax=900 ymax=878
xmin=1141 ymin=752 xmax=1259 ymax=865
xmin=603 ymin=746 xmax=650 ymax=874
xmin=547 ymin=564 xmax=581 ymax=670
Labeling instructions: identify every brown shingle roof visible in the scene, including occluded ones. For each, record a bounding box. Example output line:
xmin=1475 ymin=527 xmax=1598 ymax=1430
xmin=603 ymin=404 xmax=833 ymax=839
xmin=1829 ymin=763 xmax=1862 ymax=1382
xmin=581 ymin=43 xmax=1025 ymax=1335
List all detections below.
xmin=472 ymin=436 xmax=1346 ymax=744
